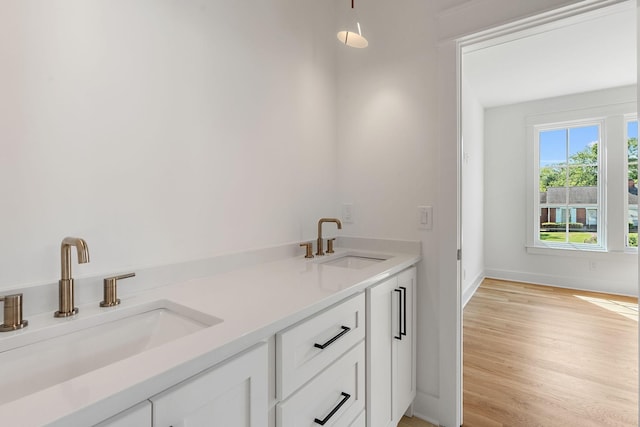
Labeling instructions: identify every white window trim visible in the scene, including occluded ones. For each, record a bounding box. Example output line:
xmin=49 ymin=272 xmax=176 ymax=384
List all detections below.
xmin=532 ymin=118 xmax=606 ymax=251
xmin=525 ymin=102 xmax=637 ymax=256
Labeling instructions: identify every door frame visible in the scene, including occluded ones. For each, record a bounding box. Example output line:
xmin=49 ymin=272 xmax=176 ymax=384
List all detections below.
xmin=436 ymin=1 xmax=634 ymax=425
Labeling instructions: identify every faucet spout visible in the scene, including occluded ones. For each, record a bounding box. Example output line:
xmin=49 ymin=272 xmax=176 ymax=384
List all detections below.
xmin=56 ymin=237 xmax=90 ymax=317
xmin=60 ymin=237 xmax=90 ymax=281
xmin=316 ymin=218 xmax=342 ymax=256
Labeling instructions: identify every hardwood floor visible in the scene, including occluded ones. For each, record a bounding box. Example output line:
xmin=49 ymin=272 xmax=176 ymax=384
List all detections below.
xmin=398 ymin=415 xmax=438 ymax=427
xmin=463 ymin=278 xmax=638 ymax=427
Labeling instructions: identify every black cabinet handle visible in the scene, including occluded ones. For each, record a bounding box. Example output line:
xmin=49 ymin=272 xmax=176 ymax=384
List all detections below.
xmin=400 ymin=286 xmax=407 ymax=337
xmin=314 ymin=392 xmax=351 ymax=425
xmin=314 ymin=326 xmax=351 ymax=349
xmin=394 ymin=289 xmax=402 ymax=340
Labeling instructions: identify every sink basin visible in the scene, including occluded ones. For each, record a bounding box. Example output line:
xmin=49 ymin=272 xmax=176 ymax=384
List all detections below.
xmin=320 ymin=254 xmax=389 ymax=269
xmin=0 ymin=300 xmax=222 ymax=405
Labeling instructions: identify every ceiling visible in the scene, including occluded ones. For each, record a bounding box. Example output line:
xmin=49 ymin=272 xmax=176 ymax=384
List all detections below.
xmin=463 ymin=3 xmax=637 ymax=108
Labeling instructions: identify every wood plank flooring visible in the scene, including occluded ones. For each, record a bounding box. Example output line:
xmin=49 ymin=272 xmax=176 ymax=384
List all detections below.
xmin=463 ymin=278 xmax=638 ymax=427
xmin=398 ymin=416 xmax=438 ymax=427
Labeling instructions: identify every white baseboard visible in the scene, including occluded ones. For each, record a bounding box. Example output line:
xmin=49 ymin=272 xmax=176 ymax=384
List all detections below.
xmin=412 ymin=390 xmax=442 ymax=426
xmin=462 ymin=271 xmax=485 ymax=307
xmin=484 ymin=268 xmax=636 ymax=297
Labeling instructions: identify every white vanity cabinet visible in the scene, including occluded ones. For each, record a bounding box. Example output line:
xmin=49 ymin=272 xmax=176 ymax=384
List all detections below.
xmin=366 ymin=267 xmax=416 ymax=427
xmin=6 ymin=245 xmax=421 ymax=427
xmin=94 ymin=401 xmax=152 ymax=427
xmin=150 ymin=343 xmax=268 ymax=427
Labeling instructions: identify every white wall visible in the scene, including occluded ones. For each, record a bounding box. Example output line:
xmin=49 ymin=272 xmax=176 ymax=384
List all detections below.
xmin=335 ymin=0 xmax=593 ymax=425
xmin=484 ymin=85 xmax=638 ymax=296
xmin=0 ymin=0 xmax=338 ymax=289
xmin=461 ymin=80 xmax=485 ymax=305
xmin=335 ymin=0 xmax=442 ymax=416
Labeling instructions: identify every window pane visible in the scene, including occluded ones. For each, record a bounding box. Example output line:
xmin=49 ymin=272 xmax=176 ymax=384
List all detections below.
xmin=568 ymin=125 xmax=599 ymax=165
xmin=537 ymin=123 xmax=601 ymax=248
xmin=539 ymin=129 xmax=568 ymax=195
xmin=568 ymin=206 xmax=597 ymax=245
xmin=568 ymin=166 xmax=598 ymax=194
xmin=540 ymin=129 xmax=567 ymax=167
xmin=628 ymin=205 xmax=637 ymax=248
xmin=585 ymin=208 xmax=598 ymax=231
xmin=540 ymin=166 xmax=567 ymax=193
xmin=540 ymin=207 xmax=567 ymax=243
xmin=627 ymin=120 xmax=638 ymax=247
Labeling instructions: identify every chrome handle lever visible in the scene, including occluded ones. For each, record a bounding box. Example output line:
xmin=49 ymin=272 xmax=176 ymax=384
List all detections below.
xmin=100 ymin=273 xmax=135 ymax=307
xmin=0 ymin=293 xmax=28 ymax=332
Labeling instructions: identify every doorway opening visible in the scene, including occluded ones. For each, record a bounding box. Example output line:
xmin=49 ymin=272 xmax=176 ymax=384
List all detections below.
xmin=459 ymin=0 xmax=637 ymax=424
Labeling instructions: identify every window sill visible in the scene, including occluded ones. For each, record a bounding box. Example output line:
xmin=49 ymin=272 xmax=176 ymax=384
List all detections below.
xmin=526 ymin=245 xmax=637 ymax=259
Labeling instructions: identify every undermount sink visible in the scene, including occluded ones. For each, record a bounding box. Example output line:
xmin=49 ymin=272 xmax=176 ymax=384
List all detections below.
xmin=319 ymin=253 xmax=390 ymax=269
xmin=0 ymin=300 xmax=222 ymax=405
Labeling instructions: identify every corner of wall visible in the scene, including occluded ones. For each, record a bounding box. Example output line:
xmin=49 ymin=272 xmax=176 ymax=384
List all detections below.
xmin=462 ymin=270 xmax=485 ymax=307
xmin=412 ymin=391 xmax=442 ymax=427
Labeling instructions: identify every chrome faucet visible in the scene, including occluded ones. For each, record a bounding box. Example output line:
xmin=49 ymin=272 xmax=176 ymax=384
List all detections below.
xmin=316 ymin=218 xmax=342 ymax=256
xmin=55 ymin=237 xmax=90 ymax=317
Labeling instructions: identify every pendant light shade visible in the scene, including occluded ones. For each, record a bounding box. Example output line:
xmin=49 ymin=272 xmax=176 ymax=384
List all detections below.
xmin=337 ymin=0 xmax=368 ymax=48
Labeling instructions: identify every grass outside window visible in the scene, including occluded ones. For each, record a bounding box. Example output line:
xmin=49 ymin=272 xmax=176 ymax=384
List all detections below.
xmin=539 ymin=231 xmax=638 ymax=247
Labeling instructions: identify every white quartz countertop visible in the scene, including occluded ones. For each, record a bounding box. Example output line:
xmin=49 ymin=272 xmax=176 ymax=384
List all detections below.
xmin=0 ymin=245 xmax=420 ymax=426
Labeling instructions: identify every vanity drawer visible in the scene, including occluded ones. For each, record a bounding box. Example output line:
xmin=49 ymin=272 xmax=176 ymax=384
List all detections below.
xmin=276 ymin=293 xmax=365 ymax=399
xmin=276 ymin=341 xmax=365 ymax=427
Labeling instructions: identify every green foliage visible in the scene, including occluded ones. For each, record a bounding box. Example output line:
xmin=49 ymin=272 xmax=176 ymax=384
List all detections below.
xmin=628 ymin=137 xmax=637 ymax=159
xmin=539 ymin=166 xmax=566 ymax=191
xmin=569 ymin=141 xmax=598 ymax=165
xmin=539 ymin=142 xmax=598 ymax=191
xmin=629 ymin=234 xmax=638 ymax=247
xmin=628 ymin=137 xmax=637 ymax=180
xmin=540 ymin=137 xmax=638 ymax=190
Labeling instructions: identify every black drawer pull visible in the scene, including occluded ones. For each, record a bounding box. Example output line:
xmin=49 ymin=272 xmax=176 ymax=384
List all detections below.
xmin=400 ymin=286 xmax=407 ymax=337
xmin=314 ymin=392 xmax=351 ymax=425
xmin=394 ymin=289 xmax=402 ymax=340
xmin=314 ymin=326 xmax=351 ymax=349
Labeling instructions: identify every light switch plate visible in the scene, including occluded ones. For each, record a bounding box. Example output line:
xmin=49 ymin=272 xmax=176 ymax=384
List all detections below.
xmin=418 ymin=206 xmax=433 ymax=230
xmin=342 ymin=203 xmax=354 ymax=224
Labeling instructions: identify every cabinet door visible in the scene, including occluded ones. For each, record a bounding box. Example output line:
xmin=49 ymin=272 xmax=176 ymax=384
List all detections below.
xmin=94 ymin=401 xmax=152 ymax=427
xmin=367 ymin=267 xmax=417 ymax=427
xmin=393 ymin=267 xmax=416 ymax=421
xmin=366 ymin=277 xmax=396 ymax=427
xmin=151 ymin=343 xmax=268 ymax=427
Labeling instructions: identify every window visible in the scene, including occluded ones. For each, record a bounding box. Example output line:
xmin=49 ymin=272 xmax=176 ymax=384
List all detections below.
xmin=537 ymin=122 xmax=602 ymax=248
xmin=529 ymin=104 xmax=638 ymax=254
xmin=626 ymin=118 xmax=638 ymax=248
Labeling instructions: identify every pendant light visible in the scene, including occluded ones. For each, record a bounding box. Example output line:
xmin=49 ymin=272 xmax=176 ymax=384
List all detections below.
xmin=337 ymin=0 xmax=368 ymax=48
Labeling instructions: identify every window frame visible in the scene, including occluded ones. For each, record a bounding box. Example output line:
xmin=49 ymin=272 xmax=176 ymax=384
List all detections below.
xmin=532 ymin=118 xmax=606 ymax=252
xmin=526 ymin=101 xmax=637 ymax=256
